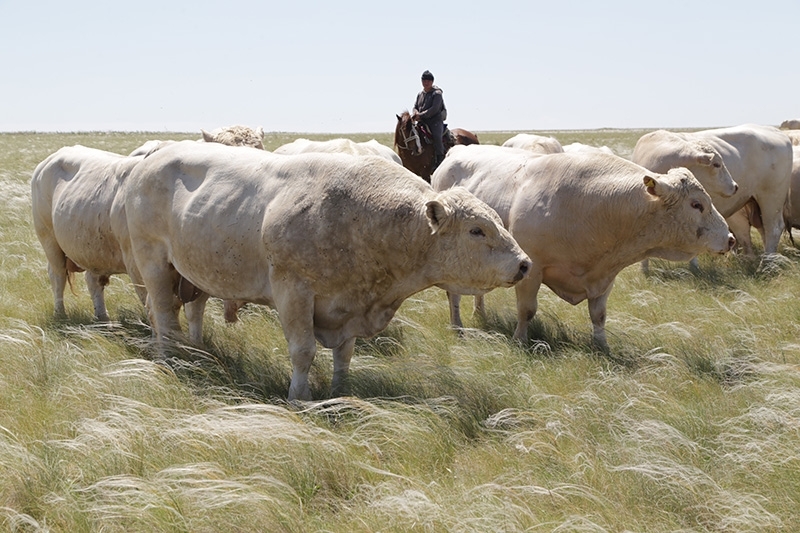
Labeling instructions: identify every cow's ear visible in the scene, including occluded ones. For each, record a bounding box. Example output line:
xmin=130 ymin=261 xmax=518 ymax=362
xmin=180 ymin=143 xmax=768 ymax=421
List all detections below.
xmin=200 ymin=129 xmax=214 ymax=143
xmin=426 ymin=199 xmax=452 ymax=234
xmin=695 ymin=152 xmax=714 ymax=166
xmin=256 ymin=126 xmax=264 ymax=138
xmin=643 ymin=174 xmax=663 ymax=197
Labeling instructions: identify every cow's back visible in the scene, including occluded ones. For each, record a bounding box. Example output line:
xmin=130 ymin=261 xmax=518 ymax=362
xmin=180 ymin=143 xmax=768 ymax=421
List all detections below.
xmin=697 ymin=124 xmax=792 ymax=215
xmin=432 ymin=145 xmax=541 ymax=225
xmin=502 ymin=133 xmax=564 ymax=154
xmin=32 ymin=146 xmax=139 ymax=272
xmin=124 ymin=141 xmax=433 ymax=301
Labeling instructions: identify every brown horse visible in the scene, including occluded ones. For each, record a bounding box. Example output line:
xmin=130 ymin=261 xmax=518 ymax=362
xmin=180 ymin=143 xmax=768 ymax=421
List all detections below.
xmin=394 ymin=111 xmax=479 ymax=182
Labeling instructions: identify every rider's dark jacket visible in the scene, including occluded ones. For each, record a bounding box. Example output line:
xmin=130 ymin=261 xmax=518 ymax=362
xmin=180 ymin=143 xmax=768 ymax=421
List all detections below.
xmin=414 ymin=86 xmax=447 ymax=124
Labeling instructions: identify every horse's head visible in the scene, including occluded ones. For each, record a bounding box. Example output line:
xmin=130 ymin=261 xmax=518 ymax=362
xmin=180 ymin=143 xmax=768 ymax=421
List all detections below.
xmin=395 ymin=111 xmax=422 ymax=155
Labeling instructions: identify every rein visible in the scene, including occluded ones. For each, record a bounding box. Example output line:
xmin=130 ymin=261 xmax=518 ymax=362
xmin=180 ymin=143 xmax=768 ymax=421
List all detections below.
xmin=397 ymin=119 xmax=422 ymax=155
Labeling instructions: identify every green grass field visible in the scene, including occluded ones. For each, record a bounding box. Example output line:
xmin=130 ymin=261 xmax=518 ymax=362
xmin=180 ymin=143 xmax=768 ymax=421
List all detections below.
xmin=1 ymin=130 xmax=798 ymax=532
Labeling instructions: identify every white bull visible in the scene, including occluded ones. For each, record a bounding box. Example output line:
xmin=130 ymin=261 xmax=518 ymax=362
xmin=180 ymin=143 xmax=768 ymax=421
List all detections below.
xmin=431 ymin=145 xmax=735 ymax=349
xmin=31 ymin=146 xmax=151 ymax=320
xmin=201 ymin=125 xmax=265 ymax=150
xmin=632 ymin=124 xmax=792 ymax=258
xmin=502 ymin=133 xmax=564 ymax=154
xmin=32 ymin=126 xmax=267 ymax=322
xmin=562 ymin=142 xmax=615 ymax=155
xmin=274 ymin=138 xmax=402 ymax=164
xmin=222 ymin=136 xmax=404 ymax=323
xmin=130 ymin=125 xmax=265 ymax=157
xmin=121 ymin=141 xmax=531 ymax=400
xmin=783 ymin=130 xmax=800 ymax=146
xmin=782 ymin=145 xmax=800 ymax=243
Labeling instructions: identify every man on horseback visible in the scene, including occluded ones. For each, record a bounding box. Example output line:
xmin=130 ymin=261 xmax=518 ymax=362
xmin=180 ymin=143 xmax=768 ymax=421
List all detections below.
xmin=413 ymin=70 xmax=447 ymax=172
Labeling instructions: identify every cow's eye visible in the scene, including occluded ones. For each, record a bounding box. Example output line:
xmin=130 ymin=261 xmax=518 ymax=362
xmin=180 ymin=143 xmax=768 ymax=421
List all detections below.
xmin=470 ymin=227 xmax=485 ymax=237
xmin=691 ymin=200 xmax=704 ymax=212
xmin=713 ymin=162 xmax=721 ymax=169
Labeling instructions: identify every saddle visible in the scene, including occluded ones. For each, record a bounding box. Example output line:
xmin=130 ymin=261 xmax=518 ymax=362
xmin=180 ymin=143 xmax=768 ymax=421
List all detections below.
xmin=417 ymin=123 xmax=455 ymax=147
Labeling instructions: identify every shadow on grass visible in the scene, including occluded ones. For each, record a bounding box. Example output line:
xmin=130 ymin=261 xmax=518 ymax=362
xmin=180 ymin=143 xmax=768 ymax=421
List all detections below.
xmin=475 ymin=306 xmax=639 ymax=367
xmin=348 ymin=361 xmax=513 ymax=440
xmin=677 ymin=343 xmax=761 ymax=387
xmin=644 ymin=249 xmax=797 ymax=290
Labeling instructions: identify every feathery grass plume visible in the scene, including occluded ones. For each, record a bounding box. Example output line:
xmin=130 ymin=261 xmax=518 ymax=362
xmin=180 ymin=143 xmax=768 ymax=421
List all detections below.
xmin=4 ymin=131 xmax=800 ymax=531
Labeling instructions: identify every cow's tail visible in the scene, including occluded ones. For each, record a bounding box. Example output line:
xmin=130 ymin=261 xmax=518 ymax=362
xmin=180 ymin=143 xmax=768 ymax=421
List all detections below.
xmin=65 ymin=257 xmax=84 ymax=295
xmin=783 ymin=193 xmax=796 ymax=247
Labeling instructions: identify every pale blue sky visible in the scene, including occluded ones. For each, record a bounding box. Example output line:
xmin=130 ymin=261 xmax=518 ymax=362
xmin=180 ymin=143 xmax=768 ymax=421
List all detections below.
xmin=1 ymin=0 xmax=797 ymax=133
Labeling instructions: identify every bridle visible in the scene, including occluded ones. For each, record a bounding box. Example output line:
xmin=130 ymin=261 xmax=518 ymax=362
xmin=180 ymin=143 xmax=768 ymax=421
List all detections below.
xmin=397 ymin=117 xmax=422 ymax=155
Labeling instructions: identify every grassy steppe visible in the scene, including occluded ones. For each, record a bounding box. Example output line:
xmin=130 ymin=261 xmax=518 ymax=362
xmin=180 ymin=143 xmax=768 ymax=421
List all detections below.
xmin=0 ymin=130 xmax=798 ymax=532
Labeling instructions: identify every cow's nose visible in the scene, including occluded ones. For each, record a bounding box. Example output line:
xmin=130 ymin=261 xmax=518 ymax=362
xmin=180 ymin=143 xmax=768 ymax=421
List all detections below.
xmin=727 ymin=234 xmax=736 ymax=251
xmin=514 ymin=260 xmax=532 ymax=282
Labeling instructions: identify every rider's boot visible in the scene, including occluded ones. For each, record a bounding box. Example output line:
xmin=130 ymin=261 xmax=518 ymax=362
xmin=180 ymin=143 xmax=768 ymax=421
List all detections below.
xmin=431 ymin=153 xmax=444 ymax=172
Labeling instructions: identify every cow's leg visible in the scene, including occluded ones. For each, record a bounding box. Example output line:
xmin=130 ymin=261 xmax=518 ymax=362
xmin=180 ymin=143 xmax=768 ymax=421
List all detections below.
xmin=184 ymin=292 xmax=209 ymax=344
xmin=726 ymin=208 xmax=754 ymax=256
xmin=587 ymin=283 xmax=613 ymax=352
xmin=447 ymin=291 xmax=463 ymax=329
xmin=513 ymin=273 xmax=543 ymax=342
xmin=759 ymin=202 xmax=784 ymax=255
xmin=39 ymin=238 xmax=68 ymax=317
xmin=127 ymin=264 xmax=149 ymax=307
xmin=272 ymin=281 xmax=317 ymax=401
xmin=47 ymin=262 xmax=68 ymax=318
xmin=331 ymin=337 xmax=356 ymax=397
xmin=473 ymin=294 xmax=485 ymax=321
xmin=120 ymin=243 xmax=148 ymax=307
xmin=223 ymin=299 xmax=245 ymax=323
xmin=140 ymin=260 xmax=183 ymax=348
xmin=85 ymin=272 xmax=110 ymax=322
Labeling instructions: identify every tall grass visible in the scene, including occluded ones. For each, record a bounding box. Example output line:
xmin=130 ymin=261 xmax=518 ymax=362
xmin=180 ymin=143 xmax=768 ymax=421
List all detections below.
xmin=1 ymin=130 xmax=799 ymax=531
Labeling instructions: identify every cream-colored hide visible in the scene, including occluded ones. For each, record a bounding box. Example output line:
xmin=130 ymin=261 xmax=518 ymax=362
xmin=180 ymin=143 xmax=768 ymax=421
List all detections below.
xmin=431 ymin=146 xmax=735 ymax=350
xmin=122 ymin=141 xmax=531 ymax=401
xmin=562 ymin=142 xmax=614 ymax=155
xmin=201 ymin=125 xmax=265 ymax=150
xmin=274 ymin=138 xmax=402 ymax=165
xmin=31 ymin=145 xmax=152 ymax=321
xmin=780 ymin=119 xmax=800 ymax=130
xmin=781 ymin=146 xmax=800 ymax=243
xmin=632 ymin=124 xmax=792 ymax=257
xmin=502 ymin=133 xmax=564 ymax=154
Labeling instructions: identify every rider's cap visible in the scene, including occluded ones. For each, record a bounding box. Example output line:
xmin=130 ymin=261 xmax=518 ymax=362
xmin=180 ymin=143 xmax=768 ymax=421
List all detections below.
xmin=421 ymin=70 xmax=434 ymax=81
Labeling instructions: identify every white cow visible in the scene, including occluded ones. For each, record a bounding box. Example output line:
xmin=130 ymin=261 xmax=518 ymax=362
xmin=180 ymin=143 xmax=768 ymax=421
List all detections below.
xmin=782 ymin=145 xmax=800 ymax=243
xmin=502 ymin=133 xmax=564 ymax=154
xmin=783 ymin=130 xmax=800 ymax=146
xmin=31 ymin=146 xmax=152 ymax=320
xmin=562 ymin=142 xmax=614 ymax=155
xmin=129 ymin=124 xmax=265 ymax=157
xmin=632 ymin=124 xmax=792 ymax=257
xmin=201 ymin=125 xmax=265 ymax=150
xmin=780 ymin=119 xmax=800 ymax=130
xmin=431 ymin=146 xmax=735 ymax=349
xmin=274 ymin=138 xmax=402 ymax=165
xmin=128 ymin=140 xmax=168 ymax=157
xmin=121 ymin=141 xmax=532 ymax=400
xmin=221 ymin=136 xmax=404 ymax=323
xmin=32 ymin=127 xmax=267 ymax=323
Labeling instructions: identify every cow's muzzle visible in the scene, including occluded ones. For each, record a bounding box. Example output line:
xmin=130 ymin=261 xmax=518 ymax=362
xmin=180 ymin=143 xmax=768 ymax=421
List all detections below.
xmin=513 ymin=260 xmax=532 ymax=283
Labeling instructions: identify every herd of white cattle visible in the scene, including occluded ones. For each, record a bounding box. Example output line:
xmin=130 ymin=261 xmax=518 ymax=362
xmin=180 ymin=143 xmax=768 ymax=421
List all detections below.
xmin=30 ymin=121 xmax=800 ymax=400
